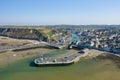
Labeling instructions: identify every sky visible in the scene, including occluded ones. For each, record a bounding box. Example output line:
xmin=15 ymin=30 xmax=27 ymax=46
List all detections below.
xmin=0 ymin=0 xmax=120 ymax=25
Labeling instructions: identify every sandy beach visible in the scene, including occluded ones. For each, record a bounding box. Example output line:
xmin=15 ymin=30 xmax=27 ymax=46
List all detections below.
xmin=0 ymin=36 xmax=54 ymax=66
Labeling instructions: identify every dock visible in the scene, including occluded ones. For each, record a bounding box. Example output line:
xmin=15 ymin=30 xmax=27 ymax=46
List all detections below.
xmin=0 ymin=43 xmax=41 ymax=52
xmin=0 ymin=41 xmax=66 ymax=52
xmin=34 ymin=49 xmax=89 ymax=66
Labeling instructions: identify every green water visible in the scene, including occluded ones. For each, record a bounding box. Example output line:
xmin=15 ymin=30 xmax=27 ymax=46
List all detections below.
xmin=0 ymin=50 xmax=120 ymax=80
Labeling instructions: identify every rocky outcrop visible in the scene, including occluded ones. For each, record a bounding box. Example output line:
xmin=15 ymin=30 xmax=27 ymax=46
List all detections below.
xmin=0 ymin=28 xmax=47 ymax=41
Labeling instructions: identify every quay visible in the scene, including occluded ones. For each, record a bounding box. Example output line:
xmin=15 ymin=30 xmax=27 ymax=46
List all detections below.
xmin=0 ymin=41 xmax=66 ymax=52
xmin=34 ymin=49 xmax=89 ymax=66
xmin=0 ymin=43 xmax=41 ymax=52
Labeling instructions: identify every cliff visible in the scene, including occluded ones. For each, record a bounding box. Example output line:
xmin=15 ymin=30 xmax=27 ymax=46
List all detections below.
xmin=0 ymin=27 xmax=48 ymax=41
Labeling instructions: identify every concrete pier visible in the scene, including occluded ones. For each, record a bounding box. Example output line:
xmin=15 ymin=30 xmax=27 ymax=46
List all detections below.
xmin=34 ymin=49 xmax=88 ymax=66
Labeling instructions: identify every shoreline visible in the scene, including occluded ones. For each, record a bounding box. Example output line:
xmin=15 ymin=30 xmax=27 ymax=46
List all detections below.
xmin=0 ymin=47 xmax=119 ymax=67
xmin=0 ymin=36 xmax=119 ymax=67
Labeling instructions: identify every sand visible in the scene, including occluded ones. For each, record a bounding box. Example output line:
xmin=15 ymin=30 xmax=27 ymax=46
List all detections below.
xmin=0 ymin=48 xmax=54 ymax=67
xmin=0 ymin=36 xmax=55 ymax=66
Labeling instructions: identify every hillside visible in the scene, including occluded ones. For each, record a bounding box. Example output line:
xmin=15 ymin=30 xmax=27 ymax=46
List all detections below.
xmin=0 ymin=27 xmax=51 ymax=41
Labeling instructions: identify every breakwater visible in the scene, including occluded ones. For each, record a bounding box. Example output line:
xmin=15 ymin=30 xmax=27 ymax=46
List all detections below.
xmin=34 ymin=50 xmax=87 ymax=66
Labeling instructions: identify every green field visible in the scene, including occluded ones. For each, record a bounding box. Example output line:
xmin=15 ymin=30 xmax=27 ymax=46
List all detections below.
xmin=0 ymin=51 xmax=120 ymax=80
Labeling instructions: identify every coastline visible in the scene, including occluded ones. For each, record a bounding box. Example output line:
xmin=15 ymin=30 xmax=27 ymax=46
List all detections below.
xmin=0 ymin=35 xmax=119 ymax=67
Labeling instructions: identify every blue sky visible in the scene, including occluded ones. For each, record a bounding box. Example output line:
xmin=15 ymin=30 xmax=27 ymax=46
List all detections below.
xmin=0 ymin=0 xmax=120 ymax=25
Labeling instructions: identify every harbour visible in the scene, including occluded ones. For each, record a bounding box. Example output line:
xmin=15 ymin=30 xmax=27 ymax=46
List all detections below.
xmin=0 ymin=0 xmax=120 ymax=80
xmin=0 ymin=49 xmax=120 ymax=80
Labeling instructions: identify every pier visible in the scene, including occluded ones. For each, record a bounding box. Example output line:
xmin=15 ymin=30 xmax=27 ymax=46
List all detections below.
xmin=34 ymin=49 xmax=88 ymax=66
xmin=39 ymin=41 xmax=67 ymax=49
xmin=0 ymin=41 xmax=66 ymax=52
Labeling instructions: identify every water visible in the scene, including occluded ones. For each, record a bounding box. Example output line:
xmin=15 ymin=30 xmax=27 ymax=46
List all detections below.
xmin=71 ymin=33 xmax=80 ymax=43
xmin=0 ymin=50 xmax=120 ymax=80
